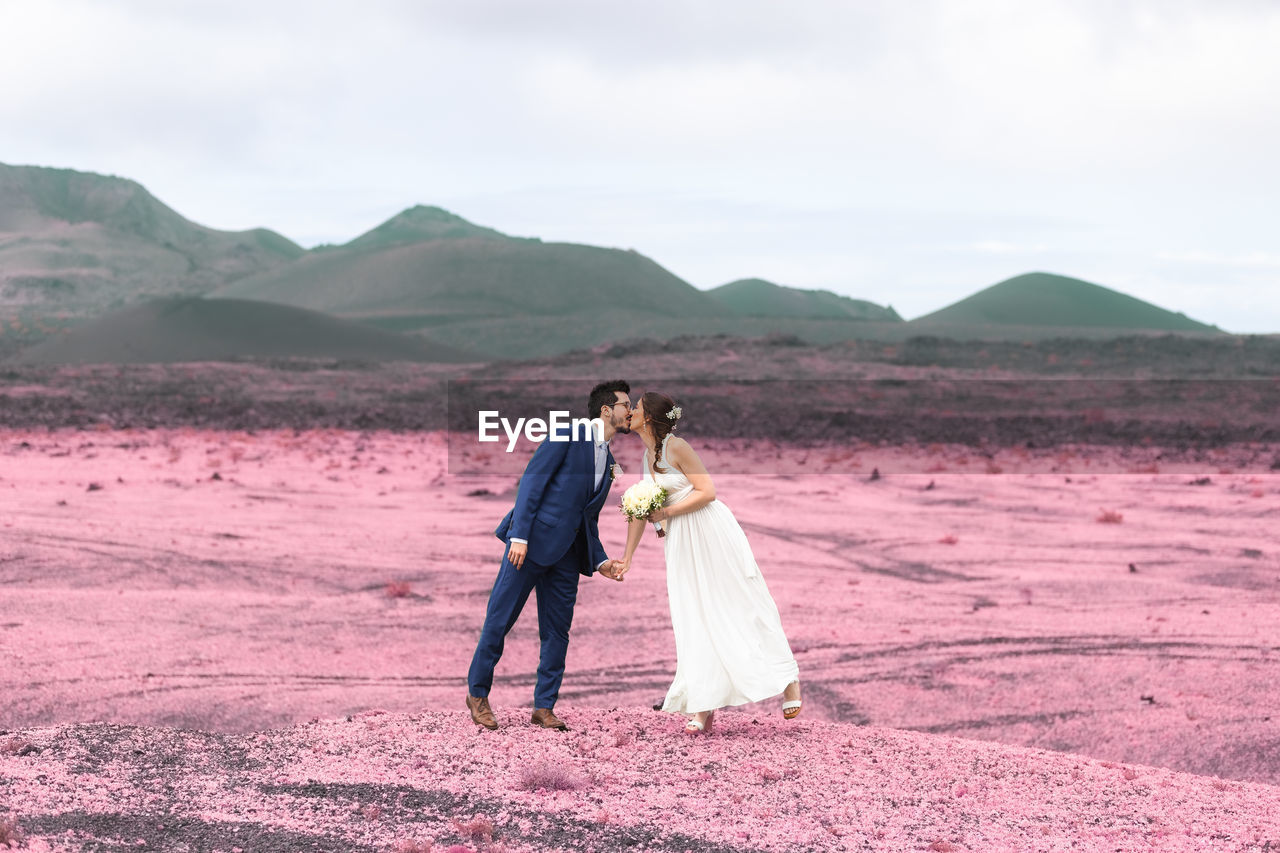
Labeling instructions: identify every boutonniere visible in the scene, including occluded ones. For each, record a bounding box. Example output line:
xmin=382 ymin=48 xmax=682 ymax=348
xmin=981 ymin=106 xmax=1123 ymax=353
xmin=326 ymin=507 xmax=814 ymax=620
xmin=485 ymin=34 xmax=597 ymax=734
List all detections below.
xmin=610 ymin=463 xmax=623 ymax=482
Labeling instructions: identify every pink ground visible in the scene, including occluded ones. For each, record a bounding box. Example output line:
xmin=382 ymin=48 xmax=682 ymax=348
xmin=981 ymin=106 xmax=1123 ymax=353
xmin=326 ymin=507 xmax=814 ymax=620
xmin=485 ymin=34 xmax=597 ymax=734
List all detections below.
xmin=1 ymin=428 xmax=1278 ymax=851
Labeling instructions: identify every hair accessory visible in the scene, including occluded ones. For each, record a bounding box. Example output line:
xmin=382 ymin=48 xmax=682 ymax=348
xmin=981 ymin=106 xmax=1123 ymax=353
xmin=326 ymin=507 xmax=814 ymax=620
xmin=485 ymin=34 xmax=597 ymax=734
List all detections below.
xmin=666 ymin=406 xmax=682 ymax=420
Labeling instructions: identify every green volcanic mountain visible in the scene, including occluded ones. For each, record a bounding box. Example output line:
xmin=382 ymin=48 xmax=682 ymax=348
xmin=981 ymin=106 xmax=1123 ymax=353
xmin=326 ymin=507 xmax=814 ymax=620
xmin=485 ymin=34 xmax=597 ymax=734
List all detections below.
xmin=0 ymin=163 xmax=303 ymax=315
xmin=911 ymin=272 xmax=1220 ymax=332
xmin=0 ymin=164 xmax=905 ymax=361
xmin=12 ymin=297 xmax=472 ymax=364
xmin=709 ymin=278 xmax=902 ymax=321
xmin=340 ymin=205 xmax=509 ymax=250
xmin=212 ymin=208 xmax=723 ymax=325
xmin=212 ymin=210 xmax=914 ymax=357
xmin=1 ymin=163 xmax=1231 ymax=364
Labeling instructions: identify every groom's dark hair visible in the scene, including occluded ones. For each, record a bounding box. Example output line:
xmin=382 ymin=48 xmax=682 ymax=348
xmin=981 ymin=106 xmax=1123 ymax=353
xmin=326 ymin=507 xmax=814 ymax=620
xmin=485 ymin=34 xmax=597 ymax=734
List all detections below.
xmin=587 ymin=380 xmax=630 ymax=419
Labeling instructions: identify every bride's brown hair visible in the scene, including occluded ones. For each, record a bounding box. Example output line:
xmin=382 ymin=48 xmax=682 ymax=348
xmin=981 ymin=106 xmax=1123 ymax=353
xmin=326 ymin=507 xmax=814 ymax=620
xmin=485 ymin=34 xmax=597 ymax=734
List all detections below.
xmin=641 ymin=391 xmax=678 ymax=472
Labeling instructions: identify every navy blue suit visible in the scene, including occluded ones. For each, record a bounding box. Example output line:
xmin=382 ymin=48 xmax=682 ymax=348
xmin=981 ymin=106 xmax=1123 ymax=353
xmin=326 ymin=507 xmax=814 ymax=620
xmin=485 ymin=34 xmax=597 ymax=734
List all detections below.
xmin=467 ymin=430 xmax=615 ymax=710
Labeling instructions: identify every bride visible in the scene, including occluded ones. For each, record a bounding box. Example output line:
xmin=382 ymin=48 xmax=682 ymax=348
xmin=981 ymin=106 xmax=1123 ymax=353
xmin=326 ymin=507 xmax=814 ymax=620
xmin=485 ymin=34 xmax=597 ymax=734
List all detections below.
xmin=615 ymin=392 xmax=802 ymax=733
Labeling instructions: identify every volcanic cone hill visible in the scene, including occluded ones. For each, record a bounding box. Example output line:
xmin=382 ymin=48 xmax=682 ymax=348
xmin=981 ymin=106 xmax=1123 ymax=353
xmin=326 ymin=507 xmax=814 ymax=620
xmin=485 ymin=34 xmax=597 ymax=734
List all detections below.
xmin=339 ymin=204 xmax=510 ymax=250
xmin=0 ymin=163 xmax=303 ymax=315
xmin=709 ymin=277 xmax=903 ymax=321
xmin=212 ymin=206 xmax=722 ymax=324
xmin=212 ymin=209 xmax=917 ymax=357
xmin=2 ymin=163 xmax=1237 ymax=363
xmin=10 ymin=297 xmax=472 ymax=364
xmin=910 ymin=271 xmax=1221 ymax=333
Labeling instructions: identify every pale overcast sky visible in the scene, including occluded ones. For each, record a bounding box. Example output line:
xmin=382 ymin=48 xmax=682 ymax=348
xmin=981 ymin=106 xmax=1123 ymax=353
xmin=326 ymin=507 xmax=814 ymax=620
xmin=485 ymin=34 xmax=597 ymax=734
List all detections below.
xmin=3 ymin=0 xmax=1278 ymax=331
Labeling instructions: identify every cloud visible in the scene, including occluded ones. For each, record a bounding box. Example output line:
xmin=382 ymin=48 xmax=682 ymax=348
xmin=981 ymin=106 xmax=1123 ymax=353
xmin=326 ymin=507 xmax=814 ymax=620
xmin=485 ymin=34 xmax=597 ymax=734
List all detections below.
xmin=971 ymin=241 xmax=1051 ymax=256
xmin=1156 ymin=251 xmax=1280 ymax=269
xmin=6 ymin=0 xmax=1278 ymax=186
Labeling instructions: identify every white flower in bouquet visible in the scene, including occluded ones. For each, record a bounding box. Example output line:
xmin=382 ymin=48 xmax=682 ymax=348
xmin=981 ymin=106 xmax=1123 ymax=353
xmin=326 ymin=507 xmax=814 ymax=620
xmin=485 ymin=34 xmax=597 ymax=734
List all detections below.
xmin=620 ymin=480 xmax=670 ymax=537
xmin=620 ymin=480 xmax=667 ymax=520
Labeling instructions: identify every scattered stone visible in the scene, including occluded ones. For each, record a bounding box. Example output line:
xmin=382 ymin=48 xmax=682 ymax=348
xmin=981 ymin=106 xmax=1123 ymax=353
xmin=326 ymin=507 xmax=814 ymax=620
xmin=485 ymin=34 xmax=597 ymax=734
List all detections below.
xmin=86 ymin=482 xmax=103 ymax=492
xmin=1188 ymin=477 xmax=1212 ymax=486
xmin=210 ymin=472 xmax=223 ymax=481
xmin=1 ymin=737 xmax=34 ymax=756
xmin=869 ymin=468 xmax=881 ymax=482
xmin=0 ymin=814 xmax=25 ymax=848
xmin=1129 ymin=563 xmax=1138 ymax=573
xmin=1140 ymin=695 xmax=1156 ymax=704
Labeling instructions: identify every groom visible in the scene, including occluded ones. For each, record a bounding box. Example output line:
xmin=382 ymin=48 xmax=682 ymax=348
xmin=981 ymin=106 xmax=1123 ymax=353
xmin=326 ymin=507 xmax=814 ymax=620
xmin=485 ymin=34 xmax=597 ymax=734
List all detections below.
xmin=466 ymin=380 xmax=631 ymax=731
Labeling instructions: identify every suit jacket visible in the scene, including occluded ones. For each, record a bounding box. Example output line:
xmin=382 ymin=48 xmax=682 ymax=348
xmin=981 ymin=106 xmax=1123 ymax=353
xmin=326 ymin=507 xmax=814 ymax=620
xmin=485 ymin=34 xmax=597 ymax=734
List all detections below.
xmin=494 ymin=431 xmax=615 ymax=576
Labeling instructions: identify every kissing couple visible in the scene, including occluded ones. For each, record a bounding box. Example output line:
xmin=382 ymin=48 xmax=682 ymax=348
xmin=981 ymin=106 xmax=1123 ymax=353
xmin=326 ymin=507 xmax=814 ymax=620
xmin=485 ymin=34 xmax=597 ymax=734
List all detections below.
xmin=466 ymin=380 xmax=802 ymax=734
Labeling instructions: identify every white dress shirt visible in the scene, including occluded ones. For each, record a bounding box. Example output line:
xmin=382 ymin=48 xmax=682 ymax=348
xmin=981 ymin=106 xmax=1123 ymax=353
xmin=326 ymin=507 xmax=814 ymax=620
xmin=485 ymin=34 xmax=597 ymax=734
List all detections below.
xmin=594 ymin=440 xmax=610 ymax=490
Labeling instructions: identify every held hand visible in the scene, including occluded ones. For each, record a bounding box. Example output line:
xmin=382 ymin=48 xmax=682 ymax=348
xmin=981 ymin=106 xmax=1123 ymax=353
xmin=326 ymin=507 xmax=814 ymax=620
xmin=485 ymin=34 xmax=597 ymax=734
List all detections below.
xmin=507 ymin=541 xmax=528 ymax=569
xmin=615 ymin=559 xmax=633 ymax=579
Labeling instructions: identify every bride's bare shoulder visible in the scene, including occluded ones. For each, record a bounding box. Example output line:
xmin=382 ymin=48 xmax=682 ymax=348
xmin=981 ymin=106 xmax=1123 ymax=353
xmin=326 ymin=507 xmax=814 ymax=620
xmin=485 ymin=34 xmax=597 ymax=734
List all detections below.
xmin=665 ymin=436 xmax=711 ymax=476
xmin=665 ymin=436 xmax=698 ymax=460
xmin=666 ymin=435 xmax=693 ymax=451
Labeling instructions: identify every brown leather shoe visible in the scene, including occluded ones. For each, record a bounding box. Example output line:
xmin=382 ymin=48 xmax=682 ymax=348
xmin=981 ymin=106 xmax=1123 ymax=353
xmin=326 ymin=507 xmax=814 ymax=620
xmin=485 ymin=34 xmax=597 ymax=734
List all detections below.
xmin=466 ymin=695 xmax=498 ymax=730
xmin=530 ymin=708 xmax=568 ymax=730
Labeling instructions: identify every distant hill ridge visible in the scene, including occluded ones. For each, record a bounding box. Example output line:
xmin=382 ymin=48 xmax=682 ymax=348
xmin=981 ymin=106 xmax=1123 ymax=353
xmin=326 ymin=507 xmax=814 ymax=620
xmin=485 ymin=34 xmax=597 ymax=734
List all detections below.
xmin=0 ymin=164 xmax=169 ymax=234
xmin=1 ymin=163 xmax=1231 ymax=366
xmin=213 ymin=217 xmax=727 ymax=322
xmin=342 ymin=205 xmax=512 ymax=251
xmin=911 ymin=272 xmax=1219 ymax=333
xmin=709 ymin=277 xmax=902 ymax=321
xmin=11 ymin=297 xmax=472 ymax=364
xmin=0 ymin=163 xmax=303 ymax=315
xmin=0 ymin=165 xmax=285 ymax=253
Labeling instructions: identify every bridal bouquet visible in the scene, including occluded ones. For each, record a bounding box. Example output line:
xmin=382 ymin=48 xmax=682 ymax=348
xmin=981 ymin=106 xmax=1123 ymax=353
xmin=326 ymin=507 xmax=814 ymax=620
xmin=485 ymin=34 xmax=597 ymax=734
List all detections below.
xmin=620 ymin=481 xmax=668 ymax=537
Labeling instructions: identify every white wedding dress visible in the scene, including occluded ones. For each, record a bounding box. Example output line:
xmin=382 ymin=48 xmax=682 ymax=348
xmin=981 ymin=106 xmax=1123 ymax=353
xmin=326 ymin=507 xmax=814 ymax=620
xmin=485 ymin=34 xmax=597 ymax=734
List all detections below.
xmin=645 ymin=435 xmax=800 ymax=714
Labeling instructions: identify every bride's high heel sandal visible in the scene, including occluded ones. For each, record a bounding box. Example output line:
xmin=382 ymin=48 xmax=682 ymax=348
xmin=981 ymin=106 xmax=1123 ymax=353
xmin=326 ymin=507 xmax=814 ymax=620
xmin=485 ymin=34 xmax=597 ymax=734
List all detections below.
xmin=684 ymin=711 xmax=714 ymax=734
xmin=782 ymin=682 xmax=803 ymax=720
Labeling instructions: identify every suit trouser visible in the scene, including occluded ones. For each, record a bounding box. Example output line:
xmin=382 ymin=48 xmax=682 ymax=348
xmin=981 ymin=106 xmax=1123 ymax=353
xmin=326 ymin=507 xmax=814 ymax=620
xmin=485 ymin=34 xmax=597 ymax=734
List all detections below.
xmin=467 ymin=537 xmax=583 ymax=710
